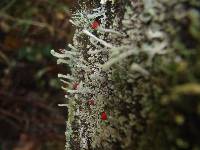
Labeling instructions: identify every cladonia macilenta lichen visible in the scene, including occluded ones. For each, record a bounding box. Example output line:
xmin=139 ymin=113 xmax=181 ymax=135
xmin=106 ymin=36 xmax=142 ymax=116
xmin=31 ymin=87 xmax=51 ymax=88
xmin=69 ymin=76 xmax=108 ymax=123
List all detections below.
xmin=51 ymin=0 xmax=167 ymax=149
xmin=51 ymin=0 xmax=200 ymax=149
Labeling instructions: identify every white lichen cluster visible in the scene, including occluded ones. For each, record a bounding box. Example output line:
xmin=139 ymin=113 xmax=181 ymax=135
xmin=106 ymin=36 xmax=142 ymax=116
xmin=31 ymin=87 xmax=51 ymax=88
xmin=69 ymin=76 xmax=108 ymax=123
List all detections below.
xmin=52 ymin=3 xmax=115 ymax=149
xmin=51 ymin=0 xmax=169 ymax=149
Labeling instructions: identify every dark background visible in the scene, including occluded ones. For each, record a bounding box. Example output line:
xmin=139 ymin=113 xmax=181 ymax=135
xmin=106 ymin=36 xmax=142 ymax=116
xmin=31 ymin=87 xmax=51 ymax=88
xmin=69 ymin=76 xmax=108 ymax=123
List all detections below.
xmin=0 ymin=0 xmax=75 ymax=149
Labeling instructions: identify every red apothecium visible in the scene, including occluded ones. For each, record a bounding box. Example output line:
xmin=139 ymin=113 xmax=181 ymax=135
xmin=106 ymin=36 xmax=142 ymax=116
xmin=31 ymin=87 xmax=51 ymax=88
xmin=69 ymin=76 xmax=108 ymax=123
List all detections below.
xmin=90 ymin=20 xmax=100 ymax=30
xmin=101 ymin=112 xmax=107 ymax=120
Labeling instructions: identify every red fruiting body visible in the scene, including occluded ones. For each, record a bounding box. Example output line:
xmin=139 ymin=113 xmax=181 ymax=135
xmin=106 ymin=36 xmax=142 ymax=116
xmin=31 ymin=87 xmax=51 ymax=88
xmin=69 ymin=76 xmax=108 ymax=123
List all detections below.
xmin=72 ymin=83 xmax=79 ymax=90
xmin=101 ymin=112 xmax=107 ymax=120
xmin=88 ymin=99 xmax=95 ymax=106
xmin=91 ymin=21 xmax=100 ymax=30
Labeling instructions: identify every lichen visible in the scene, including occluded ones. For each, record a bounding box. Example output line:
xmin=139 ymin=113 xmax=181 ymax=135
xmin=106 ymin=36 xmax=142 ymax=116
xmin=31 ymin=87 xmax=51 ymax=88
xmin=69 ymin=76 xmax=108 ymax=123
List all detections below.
xmin=51 ymin=0 xmax=200 ymax=149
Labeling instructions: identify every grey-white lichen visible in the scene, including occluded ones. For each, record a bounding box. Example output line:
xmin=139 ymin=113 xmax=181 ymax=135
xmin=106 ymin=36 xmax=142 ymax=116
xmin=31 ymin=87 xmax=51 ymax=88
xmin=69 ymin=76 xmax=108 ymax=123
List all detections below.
xmin=51 ymin=0 xmax=172 ymax=149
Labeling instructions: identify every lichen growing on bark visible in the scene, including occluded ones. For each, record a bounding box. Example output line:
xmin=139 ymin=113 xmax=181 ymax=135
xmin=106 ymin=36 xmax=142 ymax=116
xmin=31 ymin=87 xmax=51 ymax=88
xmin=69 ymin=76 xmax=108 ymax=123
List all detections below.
xmin=51 ymin=0 xmax=200 ymax=149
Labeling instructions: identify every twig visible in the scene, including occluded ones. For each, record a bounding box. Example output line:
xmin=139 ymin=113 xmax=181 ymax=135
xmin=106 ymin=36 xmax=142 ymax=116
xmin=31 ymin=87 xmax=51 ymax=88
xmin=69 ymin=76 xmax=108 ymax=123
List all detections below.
xmin=0 ymin=50 xmax=10 ymax=66
xmin=0 ymin=12 xmax=54 ymax=32
xmin=1 ymin=0 xmax=17 ymax=12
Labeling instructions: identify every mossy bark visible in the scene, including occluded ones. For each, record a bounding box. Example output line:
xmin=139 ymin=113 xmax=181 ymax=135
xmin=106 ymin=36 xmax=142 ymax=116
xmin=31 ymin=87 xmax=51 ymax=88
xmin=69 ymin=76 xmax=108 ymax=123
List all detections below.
xmin=53 ymin=0 xmax=200 ymax=149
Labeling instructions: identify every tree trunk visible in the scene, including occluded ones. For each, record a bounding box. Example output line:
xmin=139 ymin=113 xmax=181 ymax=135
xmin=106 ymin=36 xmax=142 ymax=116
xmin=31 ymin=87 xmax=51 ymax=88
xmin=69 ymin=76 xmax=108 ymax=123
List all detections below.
xmin=52 ymin=0 xmax=200 ymax=149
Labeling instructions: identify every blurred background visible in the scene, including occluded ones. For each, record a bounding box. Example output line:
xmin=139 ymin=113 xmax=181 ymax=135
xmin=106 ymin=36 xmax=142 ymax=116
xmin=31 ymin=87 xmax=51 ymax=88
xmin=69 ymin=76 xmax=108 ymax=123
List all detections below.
xmin=0 ymin=0 xmax=75 ymax=149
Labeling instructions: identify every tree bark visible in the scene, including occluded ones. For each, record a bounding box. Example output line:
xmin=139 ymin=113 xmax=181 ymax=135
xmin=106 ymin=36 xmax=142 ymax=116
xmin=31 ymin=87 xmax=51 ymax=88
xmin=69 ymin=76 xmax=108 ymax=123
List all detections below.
xmin=52 ymin=0 xmax=200 ymax=149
